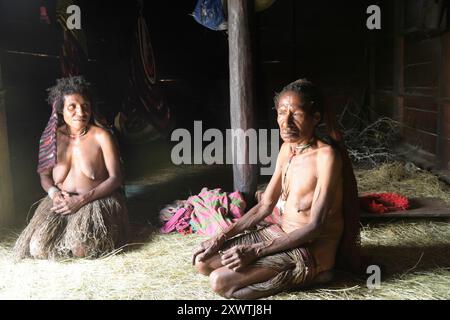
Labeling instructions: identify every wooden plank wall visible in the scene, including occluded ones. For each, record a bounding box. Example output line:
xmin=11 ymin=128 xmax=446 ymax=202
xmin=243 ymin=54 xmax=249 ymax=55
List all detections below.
xmin=257 ymin=0 xmax=369 ymax=129
xmin=372 ymin=0 xmax=450 ymax=169
xmin=403 ymin=36 xmax=439 ymax=156
xmin=442 ymin=32 xmax=450 ymax=169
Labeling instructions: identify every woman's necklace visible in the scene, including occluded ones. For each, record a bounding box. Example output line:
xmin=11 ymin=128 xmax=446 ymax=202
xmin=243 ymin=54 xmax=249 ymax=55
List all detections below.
xmin=66 ymin=125 xmax=88 ymax=139
xmin=280 ymin=138 xmax=315 ymax=201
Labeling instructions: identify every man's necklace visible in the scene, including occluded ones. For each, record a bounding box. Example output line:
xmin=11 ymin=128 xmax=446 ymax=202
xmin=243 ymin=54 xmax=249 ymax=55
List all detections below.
xmin=295 ymin=141 xmax=313 ymax=153
xmin=281 ymin=138 xmax=315 ymax=201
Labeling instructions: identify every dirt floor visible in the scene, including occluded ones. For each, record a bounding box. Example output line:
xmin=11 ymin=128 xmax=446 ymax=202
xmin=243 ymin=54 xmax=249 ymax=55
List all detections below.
xmin=1 ymin=154 xmax=449 ymax=299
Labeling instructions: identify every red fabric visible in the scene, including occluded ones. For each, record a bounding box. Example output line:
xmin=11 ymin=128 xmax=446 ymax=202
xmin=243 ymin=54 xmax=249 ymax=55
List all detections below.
xmin=39 ymin=3 xmax=50 ymax=25
xmin=360 ymin=193 xmax=409 ymax=214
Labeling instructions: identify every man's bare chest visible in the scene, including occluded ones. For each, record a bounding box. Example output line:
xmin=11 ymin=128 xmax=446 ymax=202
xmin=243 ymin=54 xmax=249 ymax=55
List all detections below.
xmin=282 ymin=155 xmax=318 ymax=196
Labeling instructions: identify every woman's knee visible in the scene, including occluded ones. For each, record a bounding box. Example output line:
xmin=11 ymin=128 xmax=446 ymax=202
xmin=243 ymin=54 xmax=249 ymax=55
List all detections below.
xmin=29 ymin=239 xmax=46 ymax=259
xmin=71 ymin=244 xmax=87 ymax=258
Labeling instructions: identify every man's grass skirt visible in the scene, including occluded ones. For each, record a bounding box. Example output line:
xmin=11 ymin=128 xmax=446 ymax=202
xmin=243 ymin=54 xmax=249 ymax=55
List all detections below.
xmin=223 ymin=224 xmax=317 ymax=294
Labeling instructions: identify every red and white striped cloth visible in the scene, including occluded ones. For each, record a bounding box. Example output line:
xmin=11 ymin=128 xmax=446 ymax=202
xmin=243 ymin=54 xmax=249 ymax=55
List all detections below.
xmin=37 ymin=102 xmax=58 ymax=173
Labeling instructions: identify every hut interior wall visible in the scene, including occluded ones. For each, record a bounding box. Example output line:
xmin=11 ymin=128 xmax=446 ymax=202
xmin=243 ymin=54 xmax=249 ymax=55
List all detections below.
xmin=1 ymin=0 xmax=425 ymax=223
xmin=372 ymin=0 xmax=450 ymax=170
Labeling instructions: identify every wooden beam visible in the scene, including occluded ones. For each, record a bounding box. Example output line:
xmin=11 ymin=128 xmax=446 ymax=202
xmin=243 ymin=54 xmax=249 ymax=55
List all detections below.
xmin=227 ymin=0 xmax=257 ymax=203
xmin=0 ymin=62 xmax=15 ymax=226
xmin=436 ymin=31 xmax=447 ymax=169
xmin=393 ymin=0 xmax=405 ymax=124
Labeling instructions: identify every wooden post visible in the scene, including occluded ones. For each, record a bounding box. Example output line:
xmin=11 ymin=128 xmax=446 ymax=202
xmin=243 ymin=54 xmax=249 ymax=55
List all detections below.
xmin=436 ymin=32 xmax=446 ymax=169
xmin=442 ymin=31 xmax=450 ymax=170
xmin=228 ymin=0 xmax=257 ymax=203
xmin=0 ymin=63 xmax=15 ymax=226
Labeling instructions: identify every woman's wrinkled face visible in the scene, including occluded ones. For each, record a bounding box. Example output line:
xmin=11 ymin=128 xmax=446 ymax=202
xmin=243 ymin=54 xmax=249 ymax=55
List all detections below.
xmin=276 ymin=91 xmax=319 ymax=143
xmin=62 ymin=94 xmax=91 ymax=130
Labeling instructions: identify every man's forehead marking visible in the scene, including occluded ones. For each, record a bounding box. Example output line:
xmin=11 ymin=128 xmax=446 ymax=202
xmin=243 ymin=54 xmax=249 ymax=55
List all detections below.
xmin=279 ymin=102 xmax=302 ymax=110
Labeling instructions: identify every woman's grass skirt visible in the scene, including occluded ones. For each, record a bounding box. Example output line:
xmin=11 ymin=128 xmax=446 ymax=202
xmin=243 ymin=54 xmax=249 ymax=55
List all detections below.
xmin=13 ymin=191 xmax=129 ymax=260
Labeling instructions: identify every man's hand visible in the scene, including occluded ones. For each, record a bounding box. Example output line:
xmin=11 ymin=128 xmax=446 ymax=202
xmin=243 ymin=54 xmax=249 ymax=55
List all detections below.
xmin=51 ymin=194 xmax=85 ymax=215
xmin=220 ymin=244 xmax=260 ymax=272
xmin=192 ymin=234 xmax=227 ymax=265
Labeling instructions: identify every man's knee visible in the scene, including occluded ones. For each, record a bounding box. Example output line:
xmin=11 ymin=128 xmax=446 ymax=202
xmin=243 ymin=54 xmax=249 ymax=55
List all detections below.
xmin=194 ymin=254 xmax=219 ymax=275
xmin=209 ymin=270 xmax=235 ymax=298
xmin=195 ymin=258 xmax=212 ymax=276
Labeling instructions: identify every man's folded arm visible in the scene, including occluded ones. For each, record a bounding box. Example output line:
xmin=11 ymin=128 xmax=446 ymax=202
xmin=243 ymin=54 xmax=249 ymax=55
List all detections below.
xmin=221 ymin=144 xmax=286 ymax=239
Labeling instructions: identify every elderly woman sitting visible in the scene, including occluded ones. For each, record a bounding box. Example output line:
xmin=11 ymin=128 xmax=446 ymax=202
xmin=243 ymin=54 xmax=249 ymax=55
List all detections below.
xmin=14 ymin=76 xmax=129 ymax=260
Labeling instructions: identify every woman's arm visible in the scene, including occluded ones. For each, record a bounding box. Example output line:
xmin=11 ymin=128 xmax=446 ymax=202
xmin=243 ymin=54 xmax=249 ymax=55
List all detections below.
xmin=52 ymin=129 xmax=122 ymax=215
xmin=39 ymin=170 xmax=56 ymax=193
xmin=39 ymin=170 xmax=67 ymax=203
xmin=79 ymin=130 xmax=122 ymax=205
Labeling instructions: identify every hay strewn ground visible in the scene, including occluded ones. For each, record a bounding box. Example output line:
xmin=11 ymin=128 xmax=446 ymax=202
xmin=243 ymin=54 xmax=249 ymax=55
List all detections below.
xmin=0 ymin=162 xmax=449 ymax=300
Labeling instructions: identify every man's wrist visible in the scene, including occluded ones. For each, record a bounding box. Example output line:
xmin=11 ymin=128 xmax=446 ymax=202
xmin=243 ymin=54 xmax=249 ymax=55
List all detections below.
xmin=254 ymin=240 xmax=273 ymax=258
xmin=218 ymin=232 xmax=228 ymax=243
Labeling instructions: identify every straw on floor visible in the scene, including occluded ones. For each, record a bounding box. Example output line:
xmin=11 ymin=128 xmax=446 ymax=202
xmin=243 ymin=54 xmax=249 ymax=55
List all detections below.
xmin=0 ymin=161 xmax=449 ymax=299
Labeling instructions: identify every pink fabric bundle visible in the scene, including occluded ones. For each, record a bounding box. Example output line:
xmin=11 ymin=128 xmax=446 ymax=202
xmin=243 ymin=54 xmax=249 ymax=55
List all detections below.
xmin=159 ymin=188 xmax=246 ymax=236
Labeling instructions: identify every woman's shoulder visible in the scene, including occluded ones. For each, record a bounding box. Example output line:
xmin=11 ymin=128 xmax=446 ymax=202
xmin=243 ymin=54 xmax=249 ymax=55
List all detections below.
xmin=90 ymin=125 xmax=111 ymax=137
xmin=90 ymin=125 xmax=117 ymax=147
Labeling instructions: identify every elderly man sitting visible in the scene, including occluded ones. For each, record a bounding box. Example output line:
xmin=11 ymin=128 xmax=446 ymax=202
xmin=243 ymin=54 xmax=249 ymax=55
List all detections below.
xmin=193 ymin=79 xmax=362 ymax=299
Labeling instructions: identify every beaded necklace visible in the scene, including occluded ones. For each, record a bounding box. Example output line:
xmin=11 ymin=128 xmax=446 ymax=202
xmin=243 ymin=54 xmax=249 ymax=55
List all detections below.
xmin=280 ymin=138 xmax=314 ymax=201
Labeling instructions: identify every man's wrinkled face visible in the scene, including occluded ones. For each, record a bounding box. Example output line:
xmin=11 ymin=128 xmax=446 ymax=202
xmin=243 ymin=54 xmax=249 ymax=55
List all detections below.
xmin=276 ymin=91 xmax=319 ymax=143
xmin=62 ymin=94 xmax=91 ymax=130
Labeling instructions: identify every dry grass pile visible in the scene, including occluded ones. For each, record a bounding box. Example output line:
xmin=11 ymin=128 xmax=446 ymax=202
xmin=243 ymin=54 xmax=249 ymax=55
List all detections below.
xmin=0 ymin=161 xmax=449 ymax=299
xmin=356 ymin=161 xmax=450 ymax=204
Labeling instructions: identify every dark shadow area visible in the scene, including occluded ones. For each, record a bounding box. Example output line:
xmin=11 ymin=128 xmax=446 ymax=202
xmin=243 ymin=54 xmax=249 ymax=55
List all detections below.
xmin=125 ymin=164 xmax=233 ymax=227
xmin=292 ymin=241 xmax=450 ymax=293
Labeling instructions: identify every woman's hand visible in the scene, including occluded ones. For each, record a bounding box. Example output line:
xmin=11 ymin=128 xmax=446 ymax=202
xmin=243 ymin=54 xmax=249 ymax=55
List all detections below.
xmin=192 ymin=233 xmax=227 ymax=265
xmin=51 ymin=190 xmax=70 ymax=208
xmin=51 ymin=194 xmax=85 ymax=215
xmin=220 ymin=244 xmax=260 ymax=272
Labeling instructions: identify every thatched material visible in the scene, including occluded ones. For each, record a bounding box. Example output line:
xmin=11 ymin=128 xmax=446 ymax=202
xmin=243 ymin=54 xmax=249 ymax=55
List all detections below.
xmin=1 ymin=219 xmax=449 ymax=299
xmin=13 ymin=192 xmax=129 ymax=261
xmin=355 ymin=162 xmax=450 ymax=204
xmin=0 ymin=162 xmax=448 ymax=299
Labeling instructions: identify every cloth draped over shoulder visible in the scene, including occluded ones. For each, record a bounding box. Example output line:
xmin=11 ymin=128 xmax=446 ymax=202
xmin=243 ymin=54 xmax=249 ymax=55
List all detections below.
xmin=37 ymin=103 xmax=114 ymax=174
xmin=322 ymin=101 xmax=364 ymax=274
xmin=159 ymin=188 xmax=246 ymax=236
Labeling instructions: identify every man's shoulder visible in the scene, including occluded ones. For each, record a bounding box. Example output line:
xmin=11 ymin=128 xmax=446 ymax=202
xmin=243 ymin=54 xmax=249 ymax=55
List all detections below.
xmin=316 ymin=142 xmax=341 ymax=164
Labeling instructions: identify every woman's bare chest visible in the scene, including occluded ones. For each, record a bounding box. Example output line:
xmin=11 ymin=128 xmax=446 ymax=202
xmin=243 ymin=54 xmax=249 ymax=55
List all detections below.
xmin=54 ymin=137 xmax=104 ymax=181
